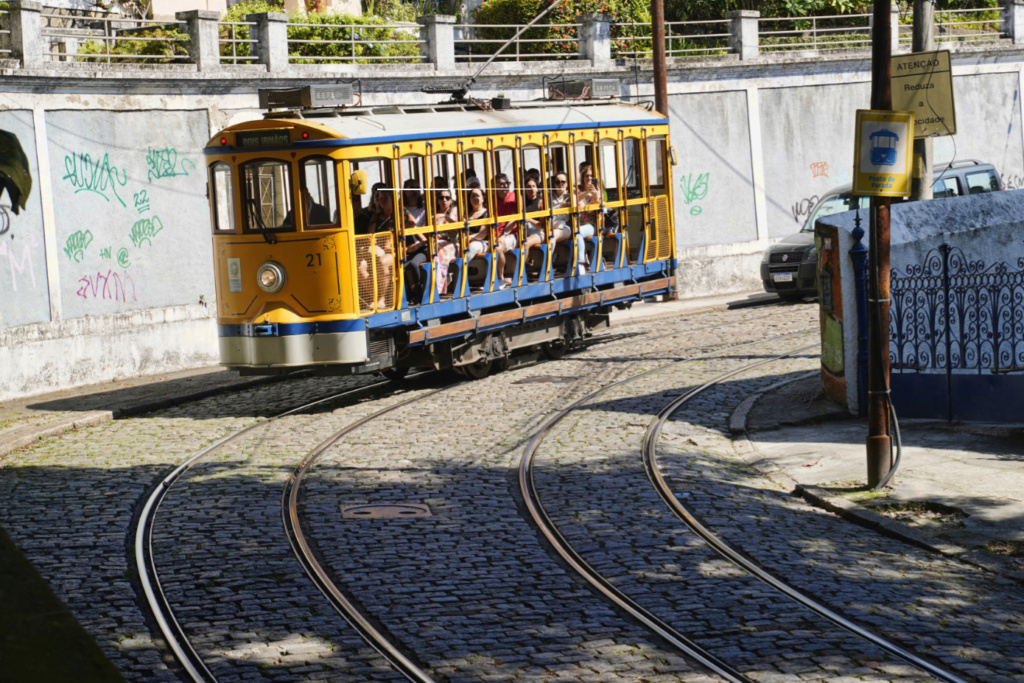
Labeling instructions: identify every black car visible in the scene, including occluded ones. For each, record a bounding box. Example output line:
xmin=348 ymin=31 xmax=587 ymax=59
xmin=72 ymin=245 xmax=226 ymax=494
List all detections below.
xmin=760 ymin=159 xmax=1004 ymax=301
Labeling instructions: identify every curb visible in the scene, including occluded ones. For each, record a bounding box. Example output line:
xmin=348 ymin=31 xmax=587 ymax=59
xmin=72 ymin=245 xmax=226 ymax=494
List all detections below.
xmin=730 ymin=377 xmax=1024 ymax=583
xmin=0 ymin=372 xmax=303 ymax=460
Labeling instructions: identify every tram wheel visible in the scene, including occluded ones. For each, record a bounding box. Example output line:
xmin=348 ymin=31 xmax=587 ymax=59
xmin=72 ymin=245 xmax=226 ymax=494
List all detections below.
xmin=542 ymin=338 xmax=568 ymax=359
xmin=382 ymin=367 xmax=410 ymax=381
xmin=461 ymin=358 xmax=493 ymax=379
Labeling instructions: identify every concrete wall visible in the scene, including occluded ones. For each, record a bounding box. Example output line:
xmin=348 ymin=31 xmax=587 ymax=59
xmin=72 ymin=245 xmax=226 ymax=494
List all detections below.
xmin=3 ymin=45 xmax=1024 ymax=399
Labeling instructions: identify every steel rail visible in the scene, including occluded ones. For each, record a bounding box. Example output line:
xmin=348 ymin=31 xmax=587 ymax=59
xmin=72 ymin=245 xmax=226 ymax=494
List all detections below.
xmin=134 ymin=378 xmax=391 ymax=683
xmin=282 ymin=380 xmax=449 ymax=683
xmin=518 ymin=332 xmax=818 ymax=682
xmin=641 ymin=348 xmax=971 ymax=683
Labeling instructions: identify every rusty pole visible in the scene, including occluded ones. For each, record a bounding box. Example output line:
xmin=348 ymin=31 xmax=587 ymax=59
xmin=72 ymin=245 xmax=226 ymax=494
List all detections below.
xmin=910 ymin=0 xmax=934 ymax=201
xmin=867 ymin=0 xmax=893 ymax=487
xmin=652 ymin=0 xmax=668 ymax=116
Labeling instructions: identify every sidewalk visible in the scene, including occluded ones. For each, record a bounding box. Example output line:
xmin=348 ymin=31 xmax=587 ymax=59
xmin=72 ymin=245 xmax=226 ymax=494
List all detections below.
xmin=735 ymin=373 xmax=1024 ymax=581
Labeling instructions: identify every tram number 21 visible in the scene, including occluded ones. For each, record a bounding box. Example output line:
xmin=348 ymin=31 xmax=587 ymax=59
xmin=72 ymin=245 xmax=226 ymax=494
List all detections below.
xmin=306 ymin=253 xmax=322 ymax=267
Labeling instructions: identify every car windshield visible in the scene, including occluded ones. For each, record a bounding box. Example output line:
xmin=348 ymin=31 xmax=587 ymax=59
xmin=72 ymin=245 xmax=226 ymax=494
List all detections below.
xmin=801 ymin=194 xmax=866 ymax=232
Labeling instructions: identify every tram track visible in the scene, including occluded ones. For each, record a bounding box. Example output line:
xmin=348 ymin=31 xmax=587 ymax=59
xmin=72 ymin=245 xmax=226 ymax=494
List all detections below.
xmin=134 ymin=305 xmax=813 ymax=683
xmin=134 ymin=376 xmax=416 ymax=683
xmin=520 ymin=332 xmax=971 ymax=683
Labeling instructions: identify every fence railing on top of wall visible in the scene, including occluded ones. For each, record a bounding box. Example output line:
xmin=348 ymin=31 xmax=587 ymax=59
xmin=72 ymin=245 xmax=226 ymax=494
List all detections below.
xmin=1 ymin=0 xmax=1022 ymax=72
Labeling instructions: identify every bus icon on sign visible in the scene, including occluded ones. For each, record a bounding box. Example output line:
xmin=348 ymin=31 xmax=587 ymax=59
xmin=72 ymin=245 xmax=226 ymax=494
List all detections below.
xmin=869 ymin=129 xmax=899 ymax=166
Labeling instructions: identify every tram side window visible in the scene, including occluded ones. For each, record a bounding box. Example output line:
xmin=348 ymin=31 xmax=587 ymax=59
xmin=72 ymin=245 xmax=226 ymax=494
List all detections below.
xmin=491 ymin=147 xmax=518 ymax=217
xmin=599 ymin=140 xmax=620 ymax=202
xmin=647 ymin=138 xmax=668 ymax=197
xmin=546 ymin=143 xmax=569 ymax=192
xmin=521 ymin=146 xmax=542 ymax=188
xmin=430 ymin=151 xmax=458 ymax=224
xmin=210 ymin=162 xmax=235 ymax=232
xmin=350 ymin=158 xmax=393 ymax=224
xmin=300 ymin=157 xmax=338 ymax=229
xmin=399 ymin=154 xmax=427 ymax=226
xmin=623 ymin=138 xmax=644 ymax=199
xmin=242 ymin=159 xmax=293 ymax=232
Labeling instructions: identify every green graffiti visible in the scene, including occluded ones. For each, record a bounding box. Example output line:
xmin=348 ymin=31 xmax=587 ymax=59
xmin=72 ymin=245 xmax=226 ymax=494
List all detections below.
xmin=62 ymin=152 xmax=128 ymax=207
xmin=63 ymin=230 xmax=94 ymax=262
xmin=117 ymin=247 xmax=131 ymax=269
xmin=146 ymin=147 xmax=195 ymax=182
xmin=129 ymin=216 xmax=163 ymax=248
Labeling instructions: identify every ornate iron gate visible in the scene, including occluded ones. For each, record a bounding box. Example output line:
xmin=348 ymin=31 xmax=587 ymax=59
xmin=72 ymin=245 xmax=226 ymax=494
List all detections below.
xmin=889 ymin=244 xmax=1024 ymax=421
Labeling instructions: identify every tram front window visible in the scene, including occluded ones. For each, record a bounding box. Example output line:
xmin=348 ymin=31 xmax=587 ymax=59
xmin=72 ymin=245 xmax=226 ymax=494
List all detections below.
xmin=210 ymin=162 xmax=235 ymax=233
xmin=242 ymin=159 xmax=294 ymax=232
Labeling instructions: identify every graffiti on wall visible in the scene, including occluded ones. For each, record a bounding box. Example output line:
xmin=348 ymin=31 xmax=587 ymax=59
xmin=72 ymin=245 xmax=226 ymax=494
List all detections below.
xmin=146 ymin=146 xmax=195 ymax=182
xmin=679 ymin=172 xmax=710 ymax=216
xmin=62 ymin=151 xmax=129 ymax=207
xmin=57 ymin=141 xmax=196 ymax=306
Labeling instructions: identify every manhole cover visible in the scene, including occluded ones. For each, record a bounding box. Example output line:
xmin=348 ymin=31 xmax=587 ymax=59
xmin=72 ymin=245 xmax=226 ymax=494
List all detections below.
xmin=513 ymin=375 xmax=576 ymax=385
xmin=341 ymin=503 xmax=432 ymax=519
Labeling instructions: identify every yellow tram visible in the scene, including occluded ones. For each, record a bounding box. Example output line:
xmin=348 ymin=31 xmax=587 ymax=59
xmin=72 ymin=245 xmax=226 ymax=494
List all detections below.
xmin=205 ymin=86 xmax=677 ymax=377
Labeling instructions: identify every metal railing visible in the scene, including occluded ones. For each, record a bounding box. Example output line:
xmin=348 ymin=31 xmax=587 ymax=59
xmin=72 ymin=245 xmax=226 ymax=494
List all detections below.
xmin=612 ymin=19 xmax=732 ymax=59
xmin=0 ymin=10 xmax=12 ymax=59
xmin=41 ymin=9 xmax=190 ymax=64
xmin=286 ymin=21 xmax=423 ymax=64
xmin=759 ymin=13 xmax=873 ymax=52
xmin=933 ymin=7 xmax=1005 ymax=44
xmin=219 ymin=21 xmax=257 ymax=64
xmin=454 ymin=23 xmax=580 ymax=62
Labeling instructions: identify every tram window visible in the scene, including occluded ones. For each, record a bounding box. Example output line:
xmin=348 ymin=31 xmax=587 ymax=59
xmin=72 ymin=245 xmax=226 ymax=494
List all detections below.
xmin=647 ymin=138 xmax=667 ymax=197
xmin=350 ymin=158 xmax=393 ymax=220
xmin=399 ymin=154 xmax=427 ymax=227
xmin=300 ymin=157 xmax=338 ymax=229
xmin=574 ymin=141 xmax=594 ymax=181
xmin=461 ymin=150 xmax=486 ymax=189
xmin=546 ymin=143 xmax=568 ymax=189
xmin=241 ymin=159 xmax=293 ymax=232
xmin=430 ymin=151 xmax=457 ymax=225
xmin=492 ymin=147 xmax=515 ymax=183
xmin=521 ymin=145 xmax=542 ymax=189
xmin=599 ymin=140 xmax=620 ymax=202
xmin=623 ymin=138 xmax=643 ymax=199
xmin=210 ymin=162 xmax=235 ymax=233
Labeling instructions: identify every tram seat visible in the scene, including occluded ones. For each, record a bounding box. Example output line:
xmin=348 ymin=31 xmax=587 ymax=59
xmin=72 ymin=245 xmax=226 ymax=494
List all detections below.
xmin=602 ymin=233 xmax=623 ymax=269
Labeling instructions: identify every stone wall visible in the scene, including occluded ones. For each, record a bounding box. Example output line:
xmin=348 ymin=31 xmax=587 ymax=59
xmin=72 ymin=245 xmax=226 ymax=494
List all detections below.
xmin=2 ymin=38 xmax=1024 ymax=399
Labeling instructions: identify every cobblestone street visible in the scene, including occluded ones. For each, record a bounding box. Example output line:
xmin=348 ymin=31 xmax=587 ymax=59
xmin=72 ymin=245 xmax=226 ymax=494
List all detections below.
xmin=2 ymin=302 xmax=1023 ymax=682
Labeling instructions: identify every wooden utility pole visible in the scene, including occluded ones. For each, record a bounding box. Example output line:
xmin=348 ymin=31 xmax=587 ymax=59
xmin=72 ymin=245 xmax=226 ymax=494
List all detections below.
xmin=652 ymin=0 xmax=668 ymax=116
xmin=910 ymin=0 xmax=935 ymax=201
xmin=867 ymin=0 xmax=893 ymax=487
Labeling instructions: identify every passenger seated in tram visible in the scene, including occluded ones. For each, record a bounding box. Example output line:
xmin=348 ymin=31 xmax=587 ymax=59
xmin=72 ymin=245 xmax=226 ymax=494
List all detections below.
xmin=465 ymin=187 xmax=489 ymax=263
xmin=547 ymin=172 xmax=587 ymax=276
xmin=521 ymin=176 xmax=546 ymax=277
xmin=355 ymin=183 xmax=395 ymax=308
xmin=493 ymin=173 xmax=517 ymax=289
xmin=432 ymin=179 xmax=459 ymax=296
xmin=402 ymin=179 xmax=429 ymax=303
xmin=575 ymin=163 xmax=599 ymax=273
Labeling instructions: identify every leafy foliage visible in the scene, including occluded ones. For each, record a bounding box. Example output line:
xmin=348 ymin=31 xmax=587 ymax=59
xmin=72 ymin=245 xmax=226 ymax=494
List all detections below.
xmin=288 ymin=13 xmax=421 ymax=64
xmin=75 ymin=26 xmax=190 ymax=63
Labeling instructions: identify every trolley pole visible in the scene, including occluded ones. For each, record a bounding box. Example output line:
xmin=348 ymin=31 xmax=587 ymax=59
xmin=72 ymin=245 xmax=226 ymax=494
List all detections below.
xmin=652 ymin=0 xmax=668 ymax=116
xmin=867 ymin=0 xmax=893 ymax=487
xmin=910 ymin=0 xmax=935 ymax=201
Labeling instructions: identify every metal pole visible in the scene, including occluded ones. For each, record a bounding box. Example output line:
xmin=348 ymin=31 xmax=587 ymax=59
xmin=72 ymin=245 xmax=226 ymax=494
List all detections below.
xmin=910 ymin=0 xmax=935 ymax=201
xmin=652 ymin=0 xmax=668 ymax=116
xmin=867 ymin=0 xmax=893 ymax=488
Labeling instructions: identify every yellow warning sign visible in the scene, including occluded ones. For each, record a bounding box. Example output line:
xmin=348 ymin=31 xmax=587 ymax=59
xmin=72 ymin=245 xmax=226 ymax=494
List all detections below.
xmin=853 ymin=110 xmax=914 ymax=197
xmin=891 ymin=50 xmax=956 ymax=138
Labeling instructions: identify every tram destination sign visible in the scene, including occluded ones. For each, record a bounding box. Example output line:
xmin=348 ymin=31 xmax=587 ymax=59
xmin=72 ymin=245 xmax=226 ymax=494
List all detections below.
xmin=891 ymin=50 xmax=956 ymax=138
xmin=235 ymin=130 xmax=292 ymax=149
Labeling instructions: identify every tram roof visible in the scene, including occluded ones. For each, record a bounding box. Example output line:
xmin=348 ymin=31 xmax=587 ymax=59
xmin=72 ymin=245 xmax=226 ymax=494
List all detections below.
xmin=260 ymin=101 xmax=667 ymax=146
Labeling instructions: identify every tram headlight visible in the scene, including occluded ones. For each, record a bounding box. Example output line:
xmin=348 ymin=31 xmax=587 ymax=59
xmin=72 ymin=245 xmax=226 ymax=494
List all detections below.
xmin=256 ymin=262 xmax=286 ymax=293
